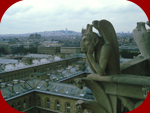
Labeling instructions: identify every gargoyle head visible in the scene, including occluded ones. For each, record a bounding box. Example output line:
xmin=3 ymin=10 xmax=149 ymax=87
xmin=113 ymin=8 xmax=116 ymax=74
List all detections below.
xmin=80 ymin=24 xmax=99 ymax=53
xmin=136 ymin=22 xmax=146 ymax=31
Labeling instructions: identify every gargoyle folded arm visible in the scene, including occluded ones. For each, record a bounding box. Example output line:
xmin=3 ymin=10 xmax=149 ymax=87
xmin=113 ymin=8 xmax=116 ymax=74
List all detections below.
xmin=87 ymin=43 xmax=111 ymax=76
xmin=86 ymin=53 xmax=96 ymax=73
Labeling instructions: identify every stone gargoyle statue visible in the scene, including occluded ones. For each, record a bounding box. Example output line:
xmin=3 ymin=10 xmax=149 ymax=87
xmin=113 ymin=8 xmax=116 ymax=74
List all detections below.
xmin=133 ymin=21 xmax=150 ymax=59
xmin=80 ymin=19 xmax=120 ymax=77
xmin=74 ymin=20 xmax=150 ymax=113
xmin=74 ymin=19 xmax=120 ymax=113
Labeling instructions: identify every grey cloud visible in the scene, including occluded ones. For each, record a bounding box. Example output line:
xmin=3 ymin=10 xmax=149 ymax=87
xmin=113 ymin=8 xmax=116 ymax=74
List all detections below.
xmin=0 ymin=1 xmax=148 ymax=34
xmin=5 ymin=5 xmax=33 ymax=16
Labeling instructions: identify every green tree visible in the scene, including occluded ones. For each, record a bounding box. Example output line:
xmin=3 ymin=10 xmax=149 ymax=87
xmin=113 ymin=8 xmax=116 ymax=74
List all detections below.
xmin=0 ymin=47 xmax=6 ymax=54
xmin=120 ymin=49 xmax=139 ymax=58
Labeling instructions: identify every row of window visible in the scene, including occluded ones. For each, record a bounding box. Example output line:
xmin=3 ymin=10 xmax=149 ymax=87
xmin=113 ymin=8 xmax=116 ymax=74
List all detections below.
xmin=0 ymin=64 xmax=62 ymax=82
xmin=0 ymin=69 xmax=31 ymax=82
xmin=10 ymin=96 xmax=71 ymax=113
xmin=0 ymin=58 xmax=77 ymax=83
xmin=11 ymin=97 xmax=32 ymax=111
xmin=38 ymin=97 xmax=71 ymax=113
xmin=2 ymin=74 xmax=28 ymax=82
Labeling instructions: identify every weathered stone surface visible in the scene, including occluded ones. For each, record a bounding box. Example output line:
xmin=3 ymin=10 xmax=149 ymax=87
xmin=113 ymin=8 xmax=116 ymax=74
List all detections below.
xmin=75 ymin=20 xmax=150 ymax=113
xmin=133 ymin=22 xmax=150 ymax=59
xmin=80 ymin=19 xmax=120 ymax=76
xmin=120 ymin=57 xmax=149 ymax=76
xmin=75 ymin=100 xmax=107 ymax=113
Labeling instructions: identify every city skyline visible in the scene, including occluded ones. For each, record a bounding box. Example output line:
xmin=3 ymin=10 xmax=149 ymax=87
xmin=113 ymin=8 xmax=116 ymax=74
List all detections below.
xmin=0 ymin=0 xmax=148 ymax=34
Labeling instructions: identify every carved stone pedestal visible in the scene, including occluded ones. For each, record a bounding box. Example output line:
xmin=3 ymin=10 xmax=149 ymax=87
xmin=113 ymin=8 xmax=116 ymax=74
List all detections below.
xmin=74 ymin=74 xmax=149 ymax=113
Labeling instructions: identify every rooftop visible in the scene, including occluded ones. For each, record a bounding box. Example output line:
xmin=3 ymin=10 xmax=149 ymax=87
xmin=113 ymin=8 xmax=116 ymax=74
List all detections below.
xmin=0 ymin=59 xmax=18 ymax=64
xmin=24 ymin=54 xmax=52 ymax=58
xmin=1 ymin=79 xmax=94 ymax=101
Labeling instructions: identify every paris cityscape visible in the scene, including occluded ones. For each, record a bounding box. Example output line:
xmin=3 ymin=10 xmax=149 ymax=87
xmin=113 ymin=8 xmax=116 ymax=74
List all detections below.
xmin=0 ymin=0 xmax=149 ymax=113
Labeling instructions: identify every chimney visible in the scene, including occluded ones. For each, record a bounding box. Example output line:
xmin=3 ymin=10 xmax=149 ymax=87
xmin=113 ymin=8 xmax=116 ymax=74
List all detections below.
xmin=53 ymin=71 xmax=56 ymax=75
xmin=67 ymin=66 xmax=72 ymax=73
xmin=1 ymin=83 xmax=6 ymax=88
xmin=75 ymin=65 xmax=80 ymax=70
xmin=20 ymin=80 xmax=25 ymax=88
xmin=7 ymin=84 xmax=13 ymax=92
xmin=66 ymin=68 xmax=70 ymax=72
xmin=52 ymin=56 xmax=55 ymax=60
xmin=46 ymin=58 xmax=49 ymax=61
xmin=61 ymin=67 xmax=64 ymax=71
xmin=13 ymin=80 xmax=18 ymax=84
xmin=57 ymin=70 xmax=62 ymax=76
xmin=45 ymin=79 xmax=49 ymax=87
xmin=12 ymin=63 xmax=16 ymax=67
xmin=38 ymin=58 xmax=41 ymax=62
xmin=2 ymin=65 xmax=6 ymax=69
xmin=18 ymin=60 xmax=21 ymax=63
xmin=22 ymin=61 xmax=27 ymax=65
xmin=68 ymin=65 xmax=72 ymax=68
xmin=47 ymin=73 xmax=50 ymax=77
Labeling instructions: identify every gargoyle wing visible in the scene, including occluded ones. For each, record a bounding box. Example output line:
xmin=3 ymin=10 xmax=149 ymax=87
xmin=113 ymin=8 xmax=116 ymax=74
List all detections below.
xmin=92 ymin=19 xmax=120 ymax=73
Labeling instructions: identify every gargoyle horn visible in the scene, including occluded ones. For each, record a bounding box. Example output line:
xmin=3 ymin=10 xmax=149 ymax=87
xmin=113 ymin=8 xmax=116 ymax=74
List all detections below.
xmin=87 ymin=24 xmax=93 ymax=33
xmin=86 ymin=24 xmax=90 ymax=31
xmin=81 ymin=28 xmax=86 ymax=35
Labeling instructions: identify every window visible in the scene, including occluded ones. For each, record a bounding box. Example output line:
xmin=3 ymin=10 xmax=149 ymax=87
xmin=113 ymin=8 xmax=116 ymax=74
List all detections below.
xmin=11 ymin=75 xmax=13 ymax=80
xmin=46 ymin=99 xmax=50 ymax=108
xmin=23 ymin=100 xmax=26 ymax=109
xmin=66 ymin=103 xmax=70 ymax=113
xmin=56 ymin=101 xmax=60 ymax=110
xmin=38 ymin=97 xmax=41 ymax=106
xmin=18 ymin=102 xmax=21 ymax=111
xmin=3 ymin=77 xmax=5 ymax=82
xmin=34 ymin=69 xmax=37 ymax=72
xmin=29 ymin=97 xmax=31 ymax=106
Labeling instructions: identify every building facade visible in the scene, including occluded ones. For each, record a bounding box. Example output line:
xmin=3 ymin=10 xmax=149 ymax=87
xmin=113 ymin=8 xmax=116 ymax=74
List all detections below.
xmin=38 ymin=46 xmax=60 ymax=55
xmin=2 ymin=79 xmax=93 ymax=113
xmin=61 ymin=47 xmax=81 ymax=54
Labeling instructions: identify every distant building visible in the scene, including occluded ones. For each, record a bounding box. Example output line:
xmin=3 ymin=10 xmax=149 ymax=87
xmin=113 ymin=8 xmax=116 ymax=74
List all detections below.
xmin=0 ymin=40 xmax=16 ymax=45
xmin=0 ymin=45 xmax=12 ymax=54
xmin=61 ymin=47 xmax=81 ymax=53
xmin=38 ymin=46 xmax=60 ymax=54
xmin=29 ymin=33 xmax=42 ymax=39
xmin=0 ymin=55 xmax=86 ymax=83
xmin=42 ymin=41 xmax=64 ymax=47
xmin=24 ymin=54 xmax=52 ymax=59
xmin=61 ymin=43 xmax=81 ymax=54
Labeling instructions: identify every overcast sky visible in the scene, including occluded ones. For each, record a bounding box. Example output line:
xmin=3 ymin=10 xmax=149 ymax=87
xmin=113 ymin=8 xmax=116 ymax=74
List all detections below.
xmin=0 ymin=0 xmax=148 ymax=34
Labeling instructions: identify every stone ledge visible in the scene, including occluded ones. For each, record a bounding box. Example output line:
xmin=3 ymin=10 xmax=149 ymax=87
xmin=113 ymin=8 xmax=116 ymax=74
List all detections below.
xmin=86 ymin=73 xmax=150 ymax=86
xmin=120 ymin=57 xmax=149 ymax=76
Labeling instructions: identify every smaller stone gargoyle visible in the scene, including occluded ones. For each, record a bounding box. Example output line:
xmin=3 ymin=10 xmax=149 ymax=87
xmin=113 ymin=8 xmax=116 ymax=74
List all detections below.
xmin=133 ymin=21 xmax=150 ymax=59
